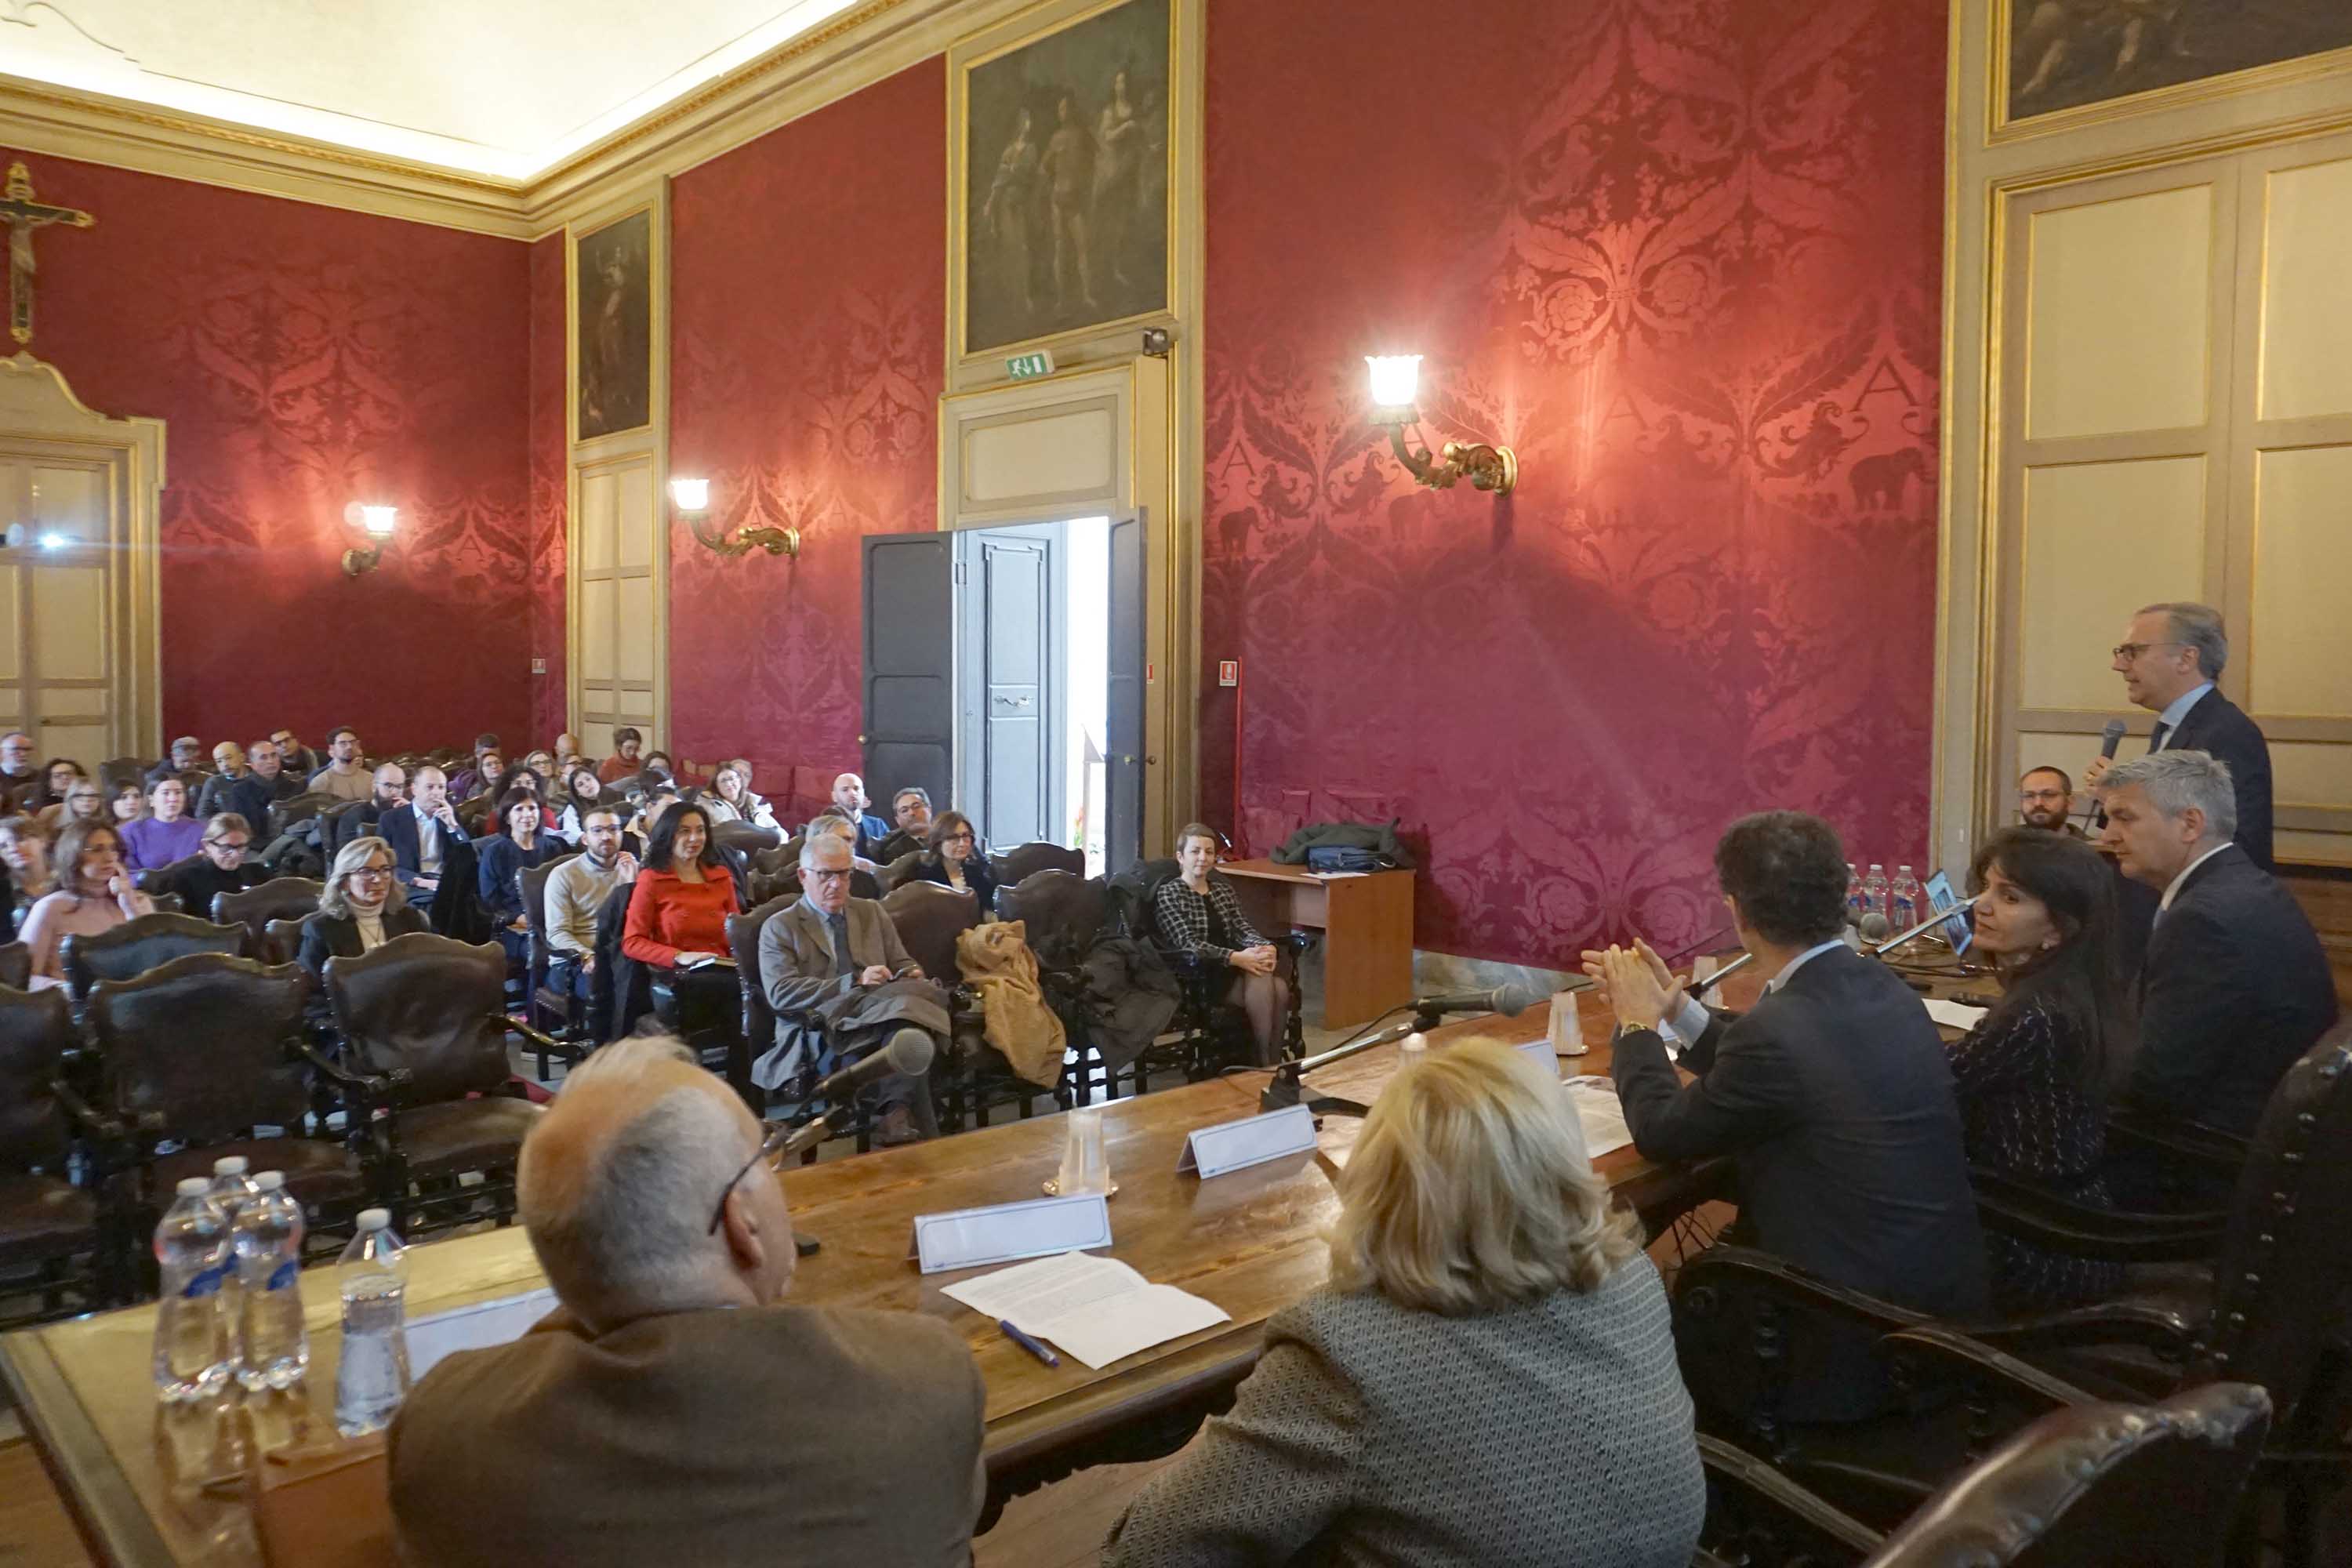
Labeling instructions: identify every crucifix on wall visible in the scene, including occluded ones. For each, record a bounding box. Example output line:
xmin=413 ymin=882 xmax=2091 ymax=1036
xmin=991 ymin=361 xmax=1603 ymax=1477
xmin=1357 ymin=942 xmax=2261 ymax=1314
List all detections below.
xmin=1 ymin=162 xmax=95 ymax=347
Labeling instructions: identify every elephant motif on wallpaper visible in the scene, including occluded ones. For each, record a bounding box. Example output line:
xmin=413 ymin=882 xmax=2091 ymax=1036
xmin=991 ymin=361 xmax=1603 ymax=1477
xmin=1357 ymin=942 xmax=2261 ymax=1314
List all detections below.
xmin=1849 ymin=447 xmax=1929 ymax=512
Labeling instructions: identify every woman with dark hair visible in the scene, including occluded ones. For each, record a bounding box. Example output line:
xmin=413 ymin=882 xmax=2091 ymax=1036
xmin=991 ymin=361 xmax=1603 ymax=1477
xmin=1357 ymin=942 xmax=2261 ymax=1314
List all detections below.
xmin=20 ymin=819 xmax=154 ymax=982
xmin=622 ymin=803 xmax=742 ymax=1044
xmin=906 ymin=809 xmax=996 ymax=912
xmin=38 ymin=758 xmax=83 ymax=811
xmin=463 ymin=751 xmax=507 ymax=803
xmin=477 ymin=787 xmax=565 ymax=978
xmin=553 ymin=767 xmax=606 ymax=844
xmin=1954 ymin=826 xmax=2136 ymax=1310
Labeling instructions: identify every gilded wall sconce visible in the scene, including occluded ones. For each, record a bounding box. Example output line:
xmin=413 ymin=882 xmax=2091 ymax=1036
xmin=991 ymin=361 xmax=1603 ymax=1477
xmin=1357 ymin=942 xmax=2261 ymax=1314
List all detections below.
xmin=1364 ymin=355 xmax=1517 ymax=495
xmin=671 ymin=477 xmax=800 ymax=557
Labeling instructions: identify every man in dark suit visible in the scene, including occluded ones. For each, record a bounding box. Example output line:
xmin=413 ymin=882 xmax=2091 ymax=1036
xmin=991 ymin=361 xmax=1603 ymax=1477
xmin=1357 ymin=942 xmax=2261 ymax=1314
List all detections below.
xmin=1588 ymin=811 xmax=1987 ymax=1414
xmin=389 ymin=1035 xmax=985 ymax=1568
xmin=377 ymin=764 xmax=476 ymax=926
xmin=2099 ymin=750 xmax=2336 ymax=1142
xmin=2085 ymin=601 xmax=2274 ymax=869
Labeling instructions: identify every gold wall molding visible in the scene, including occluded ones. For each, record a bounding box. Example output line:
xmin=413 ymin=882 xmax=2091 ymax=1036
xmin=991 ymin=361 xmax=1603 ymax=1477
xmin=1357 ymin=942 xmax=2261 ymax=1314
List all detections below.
xmin=0 ymin=0 xmax=1075 ymax=241
xmin=1938 ymin=1 xmax=2352 ymax=873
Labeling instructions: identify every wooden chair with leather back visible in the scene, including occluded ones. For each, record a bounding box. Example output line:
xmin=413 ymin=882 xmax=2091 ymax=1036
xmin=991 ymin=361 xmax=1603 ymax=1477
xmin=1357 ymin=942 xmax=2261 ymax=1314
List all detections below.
xmin=132 ymin=853 xmax=201 ymax=895
xmin=1696 ymin=1382 xmax=2270 ymax=1567
xmin=517 ymin=852 xmax=586 ymax=1076
xmin=989 ymin=840 xmax=1084 ymax=888
xmin=724 ymin=890 xmax=877 ymax=1151
xmin=988 ymin=869 xmax=1120 ymax=1113
xmin=710 ymin=820 xmax=779 ymax=859
xmin=63 ymin=912 xmax=245 ymax=1002
xmin=213 ymin=878 xmax=325 ymax=964
xmin=265 ymin=792 xmax=337 ymax=844
xmin=0 ymin=939 xmax=31 ymax=991
xmin=0 ymin=983 xmax=113 ymax=1325
xmin=96 ymin=757 xmax=145 ymax=797
xmin=877 ymin=881 xmax=984 ymax=1128
xmin=88 ymin=953 xmax=368 ymax=1273
xmin=321 ymin=933 xmax=542 ymax=1236
xmin=1671 ymin=1022 xmax=2352 ymax=1563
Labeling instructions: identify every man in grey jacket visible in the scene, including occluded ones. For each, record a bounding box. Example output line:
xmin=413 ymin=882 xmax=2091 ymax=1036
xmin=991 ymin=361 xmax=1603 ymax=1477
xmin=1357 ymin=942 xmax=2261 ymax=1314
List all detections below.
xmin=756 ymin=833 xmax=939 ymax=1144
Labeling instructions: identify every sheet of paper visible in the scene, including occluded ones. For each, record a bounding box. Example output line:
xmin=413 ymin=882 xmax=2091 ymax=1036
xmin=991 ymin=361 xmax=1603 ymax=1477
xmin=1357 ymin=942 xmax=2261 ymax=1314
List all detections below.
xmin=1923 ymin=996 xmax=1988 ymax=1031
xmin=938 ymin=1250 xmax=1232 ymax=1369
xmin=939 ymin=1250 xmax=1146 ymax=1327
xmin=1563 ymin=1076 xmax=1635 ymax=1160
xmin=405 ymin=1287 xmax=559 ymax=1381
xmin=1308 ymin=869 xmax=1371 ymax=879
xmin=1026 ymin=1284 xmax=1232 ymax=1370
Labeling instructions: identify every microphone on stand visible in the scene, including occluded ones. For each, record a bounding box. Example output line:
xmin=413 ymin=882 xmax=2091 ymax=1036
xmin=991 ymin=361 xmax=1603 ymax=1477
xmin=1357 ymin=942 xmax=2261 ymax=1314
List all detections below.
xmin=1858 ymin=912 xmax=1893 ymax=944
xmin=777 ymin=1030 xmax=935 ymax=1160
xmin=1867 ymin=904 xmax=1969 ymax=961
xmin=1406 ymin=981 xmax=1547 ymax=1023
xmin=1259 ymin=982 xmax=1544 ymax=1116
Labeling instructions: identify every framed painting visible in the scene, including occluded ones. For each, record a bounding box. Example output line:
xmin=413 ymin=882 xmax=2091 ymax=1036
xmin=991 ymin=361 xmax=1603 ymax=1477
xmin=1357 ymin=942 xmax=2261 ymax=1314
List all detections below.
xmin=954 ymin=0 xmax=1174 ymax=360
xmin=2004 ymin=0 xmax=2352 ymax=122
xmin=573 ymin=208 xmax=652 ymax=441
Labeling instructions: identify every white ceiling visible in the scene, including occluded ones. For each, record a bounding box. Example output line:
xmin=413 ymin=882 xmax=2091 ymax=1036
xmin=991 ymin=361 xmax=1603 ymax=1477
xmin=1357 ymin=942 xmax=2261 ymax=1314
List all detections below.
xmin=0 ymin=0 xmax=860 ymax=180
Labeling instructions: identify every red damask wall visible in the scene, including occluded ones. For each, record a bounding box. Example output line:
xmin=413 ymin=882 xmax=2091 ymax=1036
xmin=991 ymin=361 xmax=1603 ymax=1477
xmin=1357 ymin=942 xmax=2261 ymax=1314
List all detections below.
xmin=9 ymin=150 xmax=535 ymax=754
xmin=667 ymin=60 xmax=946 ymax=790
xmin=1199 ymin=0 xmax=1948 ymax=966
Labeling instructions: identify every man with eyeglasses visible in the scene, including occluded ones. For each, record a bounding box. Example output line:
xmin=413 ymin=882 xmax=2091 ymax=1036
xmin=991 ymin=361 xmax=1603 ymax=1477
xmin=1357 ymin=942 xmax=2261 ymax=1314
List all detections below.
xmin=755 ymin=833 xmax=942 ymax=1145
xmin=0 ymin=730 xmax=44 ymax=814
xmin=544 ymin=805 xmax=639 ymax=1003
xmin=150 ymin=812 xmax=265 ymax=914
xmin=2083 ymin=602 xmax=2273 ymax=869
xmin=270 ymin=729 xmax=319 ymax=782
xmin=872 ymin=786 xmax=934 ymax=866
xmin=387 ymin=1034 xmax=986 ymax=1568
xmin=2014 ymin=766 xmax=2082 ymax=835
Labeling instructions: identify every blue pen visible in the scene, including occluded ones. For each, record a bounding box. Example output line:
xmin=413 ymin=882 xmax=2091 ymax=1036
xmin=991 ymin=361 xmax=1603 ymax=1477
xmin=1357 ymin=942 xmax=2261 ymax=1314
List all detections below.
xmin=997 ymin=1319 xmax=1060 ymax=1368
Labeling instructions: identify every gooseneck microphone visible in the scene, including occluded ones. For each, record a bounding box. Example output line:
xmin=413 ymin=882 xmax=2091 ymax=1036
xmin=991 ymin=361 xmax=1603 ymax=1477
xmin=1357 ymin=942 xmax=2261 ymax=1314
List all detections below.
xmin=1406 ymin=982 xmax=1546 ymax=1022
xmin=779 ymin=1029 xmax=935 ymax=1159
xmin=1689 ymin=951 xmax=1755 ymax=995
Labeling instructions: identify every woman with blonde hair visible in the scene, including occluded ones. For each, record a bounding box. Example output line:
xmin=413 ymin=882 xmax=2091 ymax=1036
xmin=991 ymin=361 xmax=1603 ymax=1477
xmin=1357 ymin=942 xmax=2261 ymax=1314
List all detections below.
xmin=1105 ymin=1040 xmax=1705 ymax=1567
xmin=296 ymin=834 xmax=430 ymax=975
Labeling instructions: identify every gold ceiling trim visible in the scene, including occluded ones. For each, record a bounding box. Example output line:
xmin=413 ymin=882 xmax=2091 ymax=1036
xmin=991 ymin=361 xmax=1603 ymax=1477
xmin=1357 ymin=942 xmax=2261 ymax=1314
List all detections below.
xmin=0 ymin=0 xmax=924 ymax=238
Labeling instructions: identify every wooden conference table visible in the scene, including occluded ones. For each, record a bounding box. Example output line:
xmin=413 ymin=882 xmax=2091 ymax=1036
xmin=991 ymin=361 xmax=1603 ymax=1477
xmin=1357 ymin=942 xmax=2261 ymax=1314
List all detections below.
xmin=1 ymin=998 xmax=1726 ymax=1568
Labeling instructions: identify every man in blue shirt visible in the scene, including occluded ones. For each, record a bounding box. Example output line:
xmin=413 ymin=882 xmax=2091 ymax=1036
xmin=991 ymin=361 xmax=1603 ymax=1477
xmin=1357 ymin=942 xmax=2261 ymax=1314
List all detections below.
xmin=2083 ymin=601 xmax=2273 ymax=869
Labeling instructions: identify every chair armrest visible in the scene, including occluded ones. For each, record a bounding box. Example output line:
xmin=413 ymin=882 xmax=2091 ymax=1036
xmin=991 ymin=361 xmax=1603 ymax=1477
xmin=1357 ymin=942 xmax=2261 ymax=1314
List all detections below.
xmin=296 ymin=1040 xmax=406 ymax=1103
xmin=1954 ymin=1291 xmax=2209 ymax=1361
xmin=1697 ymin=1434 xmax=1880 ymax=1564
xmin=50 ymin=1076 xmax=129 ymax=1144
xmin=1881 ymin=1324 xmax=2097 ymax=1414
xmin=1969 ymin=1165 xmax=2227 ymax=1261
xmin=502 ymin=1014 xmax=563 ymax=1059
xmin=2106 ymin=1109 xmax=2251 ymax=1173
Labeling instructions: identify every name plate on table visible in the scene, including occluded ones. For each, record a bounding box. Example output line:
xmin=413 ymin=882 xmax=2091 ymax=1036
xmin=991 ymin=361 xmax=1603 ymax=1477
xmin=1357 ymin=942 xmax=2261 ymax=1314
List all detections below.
xmin=1518 ymin=1038 xmax=1563 ymax=1077
xmin=1177 ymin=1104 xmax=1317 ymax=1179
xmin=909 ymin=1192 xmax=1112 ymax=1274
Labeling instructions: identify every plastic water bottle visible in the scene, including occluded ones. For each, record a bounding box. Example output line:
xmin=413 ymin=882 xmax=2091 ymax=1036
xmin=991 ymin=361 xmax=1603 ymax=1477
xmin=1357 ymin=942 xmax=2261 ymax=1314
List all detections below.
xmin=209 ymin=1156 xmax=260 ymax=1375
xmin=1889 ymin=866 xmax=1923 ymax=933
xmin=235 ymin=1171 xmax=309 ymax=1392
xmin=151 ymin=1178 xmax=235 ymax=1407
xmin=1846 ymin=863 xmax=1864 ymax=924
xmin=332 ymin=1209 xmax=412 ymax=1437
xmin=1862 ymin=864 xmax=1891 ymax=924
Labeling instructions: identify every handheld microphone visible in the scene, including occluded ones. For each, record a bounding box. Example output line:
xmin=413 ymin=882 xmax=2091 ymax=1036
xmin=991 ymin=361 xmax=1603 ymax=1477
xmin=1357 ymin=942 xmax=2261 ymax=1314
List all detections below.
xmin=779 ymin=1029 xmax=937 ymax=1157
xmin=1408 ymin=982 xmax=1546 ymax=1021
xmin=2087 ymin=717 xmax=2127 ymax=829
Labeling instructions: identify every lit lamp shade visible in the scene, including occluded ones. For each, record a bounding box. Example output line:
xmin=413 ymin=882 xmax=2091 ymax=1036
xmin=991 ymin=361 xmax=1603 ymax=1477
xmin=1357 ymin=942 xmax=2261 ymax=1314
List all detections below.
xmin=358 ymin=505 xmax=398 ymax=539
xmin=1365 ymin=354 xmax=1421 ymax=412
xmin=669 ymin=477 xmax=711 ymax=514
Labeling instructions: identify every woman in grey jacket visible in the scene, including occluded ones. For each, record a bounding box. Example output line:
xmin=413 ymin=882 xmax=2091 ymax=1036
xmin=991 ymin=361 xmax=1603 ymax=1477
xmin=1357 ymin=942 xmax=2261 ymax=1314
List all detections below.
xmin=1104 ymin=1038 xmax=1705 ymax=1568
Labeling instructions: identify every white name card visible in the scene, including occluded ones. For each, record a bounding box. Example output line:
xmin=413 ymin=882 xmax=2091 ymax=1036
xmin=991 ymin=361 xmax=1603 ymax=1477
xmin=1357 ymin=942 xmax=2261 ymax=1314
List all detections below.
xmin=909 ymin=1192 xmax=1112 ymax=1275
xmin=1517 ymin=1037 xmax=1563 ymax=1078
xmin=1177 ymin=1104 xmax=1317 ymax=1179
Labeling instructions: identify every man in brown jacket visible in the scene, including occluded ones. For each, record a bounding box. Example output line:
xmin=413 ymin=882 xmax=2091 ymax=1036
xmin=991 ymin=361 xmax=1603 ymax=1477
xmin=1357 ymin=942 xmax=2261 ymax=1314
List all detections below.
xmin=387 ymin=1035 xmax=988 ymax=1566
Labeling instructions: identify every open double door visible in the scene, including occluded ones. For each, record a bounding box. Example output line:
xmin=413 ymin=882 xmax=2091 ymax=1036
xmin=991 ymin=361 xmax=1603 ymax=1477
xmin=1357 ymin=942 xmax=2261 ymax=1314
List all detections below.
xmin=860 ymin=512 xmax=1146 ymax=876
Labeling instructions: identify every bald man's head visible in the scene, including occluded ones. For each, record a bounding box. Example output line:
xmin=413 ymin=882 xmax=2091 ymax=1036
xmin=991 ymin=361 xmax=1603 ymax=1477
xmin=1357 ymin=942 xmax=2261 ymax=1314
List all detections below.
xmin=519 ymin=1036 xmax=790 ymax=1330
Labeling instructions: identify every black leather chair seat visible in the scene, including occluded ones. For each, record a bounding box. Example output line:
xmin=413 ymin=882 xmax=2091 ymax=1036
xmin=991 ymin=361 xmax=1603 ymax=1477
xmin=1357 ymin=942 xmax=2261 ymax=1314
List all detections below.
xmin=152 ymin=1139 xmax=368 ymax=1207
xmin=0 ymin=1173 xmax=99 ymax=1268
xmin=394 ymin=1098 xmax=540 ymax=1177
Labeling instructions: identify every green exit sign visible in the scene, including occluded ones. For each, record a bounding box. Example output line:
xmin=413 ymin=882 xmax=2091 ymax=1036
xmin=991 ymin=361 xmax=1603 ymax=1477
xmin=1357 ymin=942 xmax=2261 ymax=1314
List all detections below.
xmin=1006 ymin=349 xmax=1056 ymax=380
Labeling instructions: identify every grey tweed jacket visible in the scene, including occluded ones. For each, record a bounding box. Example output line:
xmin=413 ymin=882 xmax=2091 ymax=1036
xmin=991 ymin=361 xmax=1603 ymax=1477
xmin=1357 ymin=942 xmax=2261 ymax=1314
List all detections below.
xmin=1102 ymin=1256 xmax=1704 ymax=1567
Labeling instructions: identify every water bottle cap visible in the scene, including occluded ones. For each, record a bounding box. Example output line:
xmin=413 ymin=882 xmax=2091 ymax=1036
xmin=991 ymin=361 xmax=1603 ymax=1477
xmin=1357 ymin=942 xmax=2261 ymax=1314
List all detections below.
xmin=213 ymin=1156 xmax=249 ymax=1176
xmin=1897 ymin=864 xmax=1914 ymax=874
xmin=176 ymin=1177 xmax=211 ymax=1197
xmin=1868 ymin=863 xmax=1885 ymax=873
xmin=253 ymin=1171 xmax=286 ymax=1191
xmin=357 ymin=1207 xmax=392 ymax=1231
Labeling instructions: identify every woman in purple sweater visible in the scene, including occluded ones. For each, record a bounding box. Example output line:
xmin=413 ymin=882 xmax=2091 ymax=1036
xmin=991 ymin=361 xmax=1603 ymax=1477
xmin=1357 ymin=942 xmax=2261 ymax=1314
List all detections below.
xmin=119 ymin=776 xmax=205 ymax=871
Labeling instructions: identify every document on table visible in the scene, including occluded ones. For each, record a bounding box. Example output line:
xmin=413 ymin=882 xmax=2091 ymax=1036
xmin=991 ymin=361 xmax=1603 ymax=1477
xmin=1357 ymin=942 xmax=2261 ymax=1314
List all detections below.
xmin=1563 ymin=1076 xmax=1635 ymax=1160
xmin=939 ymin=1250 xmax=1232 ymax=1370
xmin=1922 ymin=996 xmax=1988 ymax=1031
xmin=406 ymin=1287 xmax=560 ymax=1381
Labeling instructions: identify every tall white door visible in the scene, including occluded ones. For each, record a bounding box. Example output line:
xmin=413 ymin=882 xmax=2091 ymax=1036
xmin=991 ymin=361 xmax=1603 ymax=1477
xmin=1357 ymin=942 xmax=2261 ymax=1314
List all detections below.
xmin=0 ymin=446 xmax=122 ymax=763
